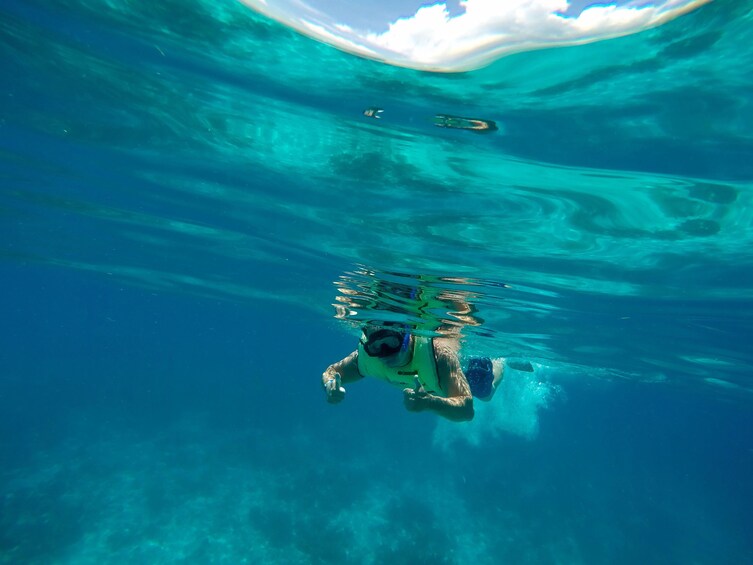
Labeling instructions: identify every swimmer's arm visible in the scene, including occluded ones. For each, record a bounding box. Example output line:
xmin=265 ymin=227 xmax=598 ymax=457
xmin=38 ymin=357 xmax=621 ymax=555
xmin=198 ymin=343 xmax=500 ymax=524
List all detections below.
xmin=408 ymin=346 xmax=474 ymax=422
xmin=322 ymin=351 xmax=363 ymax=388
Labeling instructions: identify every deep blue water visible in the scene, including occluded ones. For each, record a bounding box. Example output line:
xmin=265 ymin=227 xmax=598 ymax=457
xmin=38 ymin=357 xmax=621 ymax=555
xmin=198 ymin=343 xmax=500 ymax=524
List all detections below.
xmin=2 ymin=0 xmax=753 ymax=563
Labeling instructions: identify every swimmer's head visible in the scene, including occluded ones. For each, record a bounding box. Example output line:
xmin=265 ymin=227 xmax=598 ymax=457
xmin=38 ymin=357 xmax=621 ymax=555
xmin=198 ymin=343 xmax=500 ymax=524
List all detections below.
xmin=361 ymin=321 xmax=410 ymax=358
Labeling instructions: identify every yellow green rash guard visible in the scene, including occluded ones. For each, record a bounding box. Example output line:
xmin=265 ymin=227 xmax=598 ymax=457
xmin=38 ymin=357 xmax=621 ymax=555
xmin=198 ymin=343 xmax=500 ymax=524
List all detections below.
xmin=357 ymin=336 xmax=444 ymax=396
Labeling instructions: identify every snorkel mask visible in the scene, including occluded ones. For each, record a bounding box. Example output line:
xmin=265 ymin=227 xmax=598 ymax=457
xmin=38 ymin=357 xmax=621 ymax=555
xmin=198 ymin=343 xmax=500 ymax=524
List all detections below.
xmin=361 ymin=322 xmax=411 ymax=358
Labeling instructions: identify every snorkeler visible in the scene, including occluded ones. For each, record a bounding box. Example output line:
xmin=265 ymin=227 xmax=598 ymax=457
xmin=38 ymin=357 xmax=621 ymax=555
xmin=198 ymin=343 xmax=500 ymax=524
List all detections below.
xmin=322 ymin=322 xmax=505 ymax=422
xmin=363 ymin=106 xmax=384 ymax=119
xmin=433 ymin=113 xmax=498 ymax=133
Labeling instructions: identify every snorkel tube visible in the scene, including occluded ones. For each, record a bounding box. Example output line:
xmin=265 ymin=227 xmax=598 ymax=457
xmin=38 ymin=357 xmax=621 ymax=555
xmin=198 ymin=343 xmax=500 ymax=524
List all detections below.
xmin=400 ymin=328 xmax=411 ymax=353
xmin=399 ymin=286 xmax=417 ymax=354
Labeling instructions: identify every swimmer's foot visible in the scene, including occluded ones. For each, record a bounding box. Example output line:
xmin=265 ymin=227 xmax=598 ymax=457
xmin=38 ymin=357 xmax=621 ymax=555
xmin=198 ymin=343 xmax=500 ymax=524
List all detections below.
xmin=507 ymin=360 xmax=534 ymax=372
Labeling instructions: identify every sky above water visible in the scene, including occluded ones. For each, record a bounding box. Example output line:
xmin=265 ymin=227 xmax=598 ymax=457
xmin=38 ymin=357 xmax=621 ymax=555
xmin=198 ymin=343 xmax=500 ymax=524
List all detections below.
xmin=238 ymin=0 xmax=711 ymax=70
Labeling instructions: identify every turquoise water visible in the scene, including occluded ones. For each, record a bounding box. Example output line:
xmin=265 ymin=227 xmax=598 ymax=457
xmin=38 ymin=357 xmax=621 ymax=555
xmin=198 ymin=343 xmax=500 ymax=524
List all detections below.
xmin=1 ymin=1 xmax=752 ymax=563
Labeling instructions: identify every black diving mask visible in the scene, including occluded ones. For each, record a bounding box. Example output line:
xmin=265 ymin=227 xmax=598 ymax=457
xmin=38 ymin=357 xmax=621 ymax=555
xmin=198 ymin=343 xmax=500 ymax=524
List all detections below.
xmin=361 ymin=326 xmax=409 ymax=358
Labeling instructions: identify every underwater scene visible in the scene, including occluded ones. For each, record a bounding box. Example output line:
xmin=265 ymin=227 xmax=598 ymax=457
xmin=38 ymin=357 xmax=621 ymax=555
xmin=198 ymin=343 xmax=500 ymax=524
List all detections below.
xmin=1 ymin=0 xmax=752 ymax=563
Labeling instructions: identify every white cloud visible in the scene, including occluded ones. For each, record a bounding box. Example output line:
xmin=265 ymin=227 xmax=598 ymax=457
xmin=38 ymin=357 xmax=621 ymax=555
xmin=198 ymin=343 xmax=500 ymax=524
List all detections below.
xmin=238 ymin=0 xmax=711 ymax=71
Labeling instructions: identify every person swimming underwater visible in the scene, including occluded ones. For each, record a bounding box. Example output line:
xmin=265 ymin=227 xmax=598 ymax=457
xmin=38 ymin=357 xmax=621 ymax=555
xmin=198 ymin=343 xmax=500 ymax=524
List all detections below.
xmin=321 ymin=322 xmax=506 ymax=422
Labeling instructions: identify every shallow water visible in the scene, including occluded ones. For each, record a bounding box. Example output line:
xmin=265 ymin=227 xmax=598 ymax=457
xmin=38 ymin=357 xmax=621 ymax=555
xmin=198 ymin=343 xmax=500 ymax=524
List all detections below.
xmin=1 ymin=1 xmax=752 ymax=563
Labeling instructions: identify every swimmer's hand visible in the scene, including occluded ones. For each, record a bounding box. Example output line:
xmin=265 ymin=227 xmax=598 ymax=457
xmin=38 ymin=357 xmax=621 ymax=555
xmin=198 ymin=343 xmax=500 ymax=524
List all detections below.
xmin=403 ymin=376 xmax=429 ymax=412
xmin=324 ymin=373 xmax=346 ymax=404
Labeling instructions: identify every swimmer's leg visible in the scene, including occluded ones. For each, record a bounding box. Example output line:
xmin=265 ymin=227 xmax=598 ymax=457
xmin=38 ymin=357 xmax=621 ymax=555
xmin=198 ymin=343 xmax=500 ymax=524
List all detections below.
xmin=489 ymin=357 xmax=505 ymax=399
